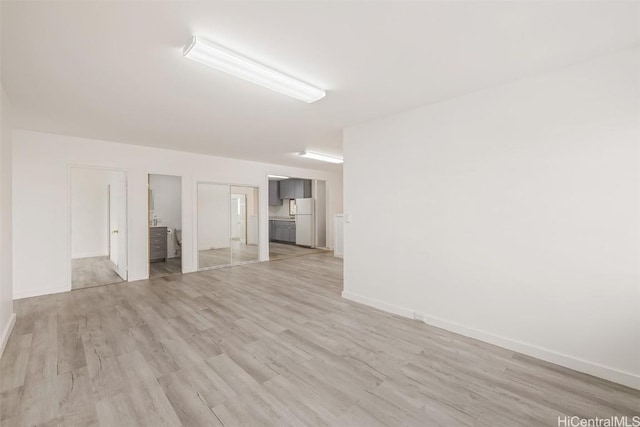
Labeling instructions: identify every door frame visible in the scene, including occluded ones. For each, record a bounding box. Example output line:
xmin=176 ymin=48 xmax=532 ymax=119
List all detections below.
xmin=68 ymin=165 xmax=130 ymax=291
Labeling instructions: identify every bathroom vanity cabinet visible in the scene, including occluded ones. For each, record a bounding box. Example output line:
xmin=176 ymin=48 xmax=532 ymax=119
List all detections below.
xmin=149 ymin=226 xmax=167 ymax=262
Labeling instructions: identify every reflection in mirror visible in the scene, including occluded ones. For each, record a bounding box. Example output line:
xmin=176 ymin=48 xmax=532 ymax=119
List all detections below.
xmin=197 ymin=183 xmax=231 ymax=269
xmin=230 ymin=186 xmax=259 ymax=265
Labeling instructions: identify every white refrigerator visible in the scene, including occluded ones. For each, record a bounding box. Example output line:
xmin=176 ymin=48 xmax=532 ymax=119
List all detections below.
xmin=295 ymin=198 xmax=315 ymax=247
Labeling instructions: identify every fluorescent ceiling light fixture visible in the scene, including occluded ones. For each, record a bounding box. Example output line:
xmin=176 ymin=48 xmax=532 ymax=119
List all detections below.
xmin=183 ymin=36 xmax=326 ymax=103
xmin=268 ymin=175 xmax=290 ymax=179
xmin=299 ymin=151 xmax=343 ymax=164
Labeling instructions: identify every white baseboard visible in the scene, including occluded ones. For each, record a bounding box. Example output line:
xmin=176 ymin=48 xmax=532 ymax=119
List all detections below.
xmin=341 ymin=291 xmax=640 ymax=390
xmin=342 ymin=291 xmax=414 ymax=318
xmin=0 ymin=313 xmax=16 ymax=358
xmin=72 ymin=251 xmax=109 ymax=259
xmin=14 ymin=286 xmax=68 ymax=300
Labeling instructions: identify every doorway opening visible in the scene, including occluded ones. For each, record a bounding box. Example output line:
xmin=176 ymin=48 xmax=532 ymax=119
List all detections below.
xmin=70 ymin=167 xmax=128 ymax=290
xmin=148 ymin=174 xmax=183 ymax=279
xmin=267 ymin=175 xmax=330 ymax=260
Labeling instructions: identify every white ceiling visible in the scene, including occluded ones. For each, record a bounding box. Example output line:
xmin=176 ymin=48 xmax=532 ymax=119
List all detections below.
xmin=1 ymin=2 xmax=638 ymax=171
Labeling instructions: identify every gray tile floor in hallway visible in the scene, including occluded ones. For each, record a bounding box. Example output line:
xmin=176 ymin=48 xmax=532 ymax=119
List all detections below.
xmin=1 ymin=252 xmax=638 ymax=426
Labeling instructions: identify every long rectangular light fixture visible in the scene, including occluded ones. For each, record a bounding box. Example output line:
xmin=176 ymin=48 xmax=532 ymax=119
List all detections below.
xmin=267 ymin=175 xmax=290 ymax=179
xmin=299 ymin=151 xmax=343 ymax=164
xmin=183 ymin=36 xmax=326 ymax=103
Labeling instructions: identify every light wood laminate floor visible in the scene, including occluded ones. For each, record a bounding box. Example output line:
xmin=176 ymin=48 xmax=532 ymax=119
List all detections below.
xmin=72 ymin=256 xmax=124 ymax=290
xmin=269 ymin=241 xmax=328 ymax=260
xmin=2 ymin=253 xmax=638 ymax=426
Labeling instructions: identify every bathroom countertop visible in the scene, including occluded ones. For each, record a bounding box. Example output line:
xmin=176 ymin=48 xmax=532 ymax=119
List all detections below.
xmin=269 ymin=217 xmax=295 ymax=222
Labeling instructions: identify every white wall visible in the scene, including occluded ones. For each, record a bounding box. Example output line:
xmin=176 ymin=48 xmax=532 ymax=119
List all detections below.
xmin=343 ymin=48 xmax=640 ymax=389
xmin=0 ymin=84 xmax=15 ymax=356
xmin=12 ymin=130 xmax=343 ymax=298
xmin=71 ymin=168 xmax=110 ymax=258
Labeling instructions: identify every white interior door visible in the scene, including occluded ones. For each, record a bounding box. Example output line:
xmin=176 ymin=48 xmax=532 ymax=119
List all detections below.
xmin=231 ymin=194 xmax=247 ymax=244
xmin=109 ymin=173 xmax=127 ymax=280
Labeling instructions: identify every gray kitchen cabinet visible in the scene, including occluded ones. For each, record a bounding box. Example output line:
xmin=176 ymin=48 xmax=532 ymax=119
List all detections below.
xmin=271 ymin=220 xmax=296 ymax=243
xmin=294 ymin=179 xmax=312 ymax=198
xmin=288 ymin=223 xmax=297 ymax=242
xmin=269 ymin=220 xmax=276 ymax=240
xmin=279 ymin=179 xmax=311 ymax=200
xmin=269 ymin=181 xmax=282 ymax=206
xmin=279 ymin=179 xmax=295 ymax=199
xmin=275 ymin=222 xmax=287 ymax=241
xmin=149 ymin=226 xmax=167 ymax=262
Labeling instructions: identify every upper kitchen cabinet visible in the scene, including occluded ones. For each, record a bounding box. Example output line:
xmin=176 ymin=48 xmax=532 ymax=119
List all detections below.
xmin=295 ymin=179 xmax=312 ymax=198
xmin=278 ymin=179 xmax=311 ymax=199
xmin=269 ymin=180 xmax=282 ymax=206
xmin=279 ymin=179 xmax=295 ymax=199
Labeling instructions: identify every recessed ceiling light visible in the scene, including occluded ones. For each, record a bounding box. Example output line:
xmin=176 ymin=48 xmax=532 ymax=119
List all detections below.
xmin=183 ymin=36 xmax=326 ymax=103
xmin=268 ymin=175 xmax=290 ymax=179
xmin=299 ymin=151 xmax=343 ymax=164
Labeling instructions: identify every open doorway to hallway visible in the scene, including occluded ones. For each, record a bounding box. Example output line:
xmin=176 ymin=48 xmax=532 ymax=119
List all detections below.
xmin=148 ymin=174 xmax=183 ymax=279
xmin=70 ymin=167 xmax=128 ymax=290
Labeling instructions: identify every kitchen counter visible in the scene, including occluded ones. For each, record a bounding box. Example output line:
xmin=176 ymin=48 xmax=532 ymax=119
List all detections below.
xmin=269 ymin=217 xmax=295 ymax=222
